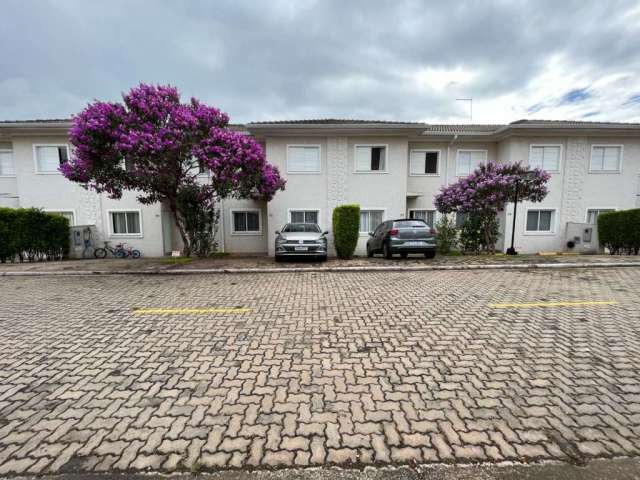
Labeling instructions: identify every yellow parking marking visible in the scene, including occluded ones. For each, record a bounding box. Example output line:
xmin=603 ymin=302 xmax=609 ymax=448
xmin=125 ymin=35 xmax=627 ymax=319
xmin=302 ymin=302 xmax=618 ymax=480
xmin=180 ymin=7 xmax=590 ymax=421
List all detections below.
xmin=489 ymin=300 xmax=617 ymax=309
xmin=133 ymin=307 xmax=251 ymax=315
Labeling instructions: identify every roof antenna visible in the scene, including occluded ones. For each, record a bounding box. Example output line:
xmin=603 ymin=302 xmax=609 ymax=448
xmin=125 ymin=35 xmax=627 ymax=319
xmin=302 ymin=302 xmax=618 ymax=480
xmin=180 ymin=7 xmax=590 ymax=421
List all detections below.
xmin=456 ymin=98 xmax=472 ymax=123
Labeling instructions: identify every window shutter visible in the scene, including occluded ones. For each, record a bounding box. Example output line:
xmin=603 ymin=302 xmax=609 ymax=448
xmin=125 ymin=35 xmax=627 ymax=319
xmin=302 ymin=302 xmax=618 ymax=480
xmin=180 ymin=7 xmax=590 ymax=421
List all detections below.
xmin=410 ymin=151 xmax=425 ymax=175
xmin=356 ymin=147 xmax=372 ymax=171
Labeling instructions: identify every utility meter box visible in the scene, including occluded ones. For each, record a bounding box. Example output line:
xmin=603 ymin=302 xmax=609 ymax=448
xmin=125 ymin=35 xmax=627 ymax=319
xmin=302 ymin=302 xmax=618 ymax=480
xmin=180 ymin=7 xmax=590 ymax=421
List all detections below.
xmin=564 ymin=222 xmax=600 ymax=253
xmin=68 ymin=225 xmax=99 ymax=259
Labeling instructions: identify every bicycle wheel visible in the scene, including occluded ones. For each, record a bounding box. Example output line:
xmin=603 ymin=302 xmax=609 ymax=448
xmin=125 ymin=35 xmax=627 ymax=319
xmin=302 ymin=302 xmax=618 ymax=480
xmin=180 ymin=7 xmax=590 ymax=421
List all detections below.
xmin=115 ymin=249 xmax=127 ymax=259
xmin=131 ymin=250 xmax=141 ymax=259
xmin=94 ymin=248 xmax=107 ymax=259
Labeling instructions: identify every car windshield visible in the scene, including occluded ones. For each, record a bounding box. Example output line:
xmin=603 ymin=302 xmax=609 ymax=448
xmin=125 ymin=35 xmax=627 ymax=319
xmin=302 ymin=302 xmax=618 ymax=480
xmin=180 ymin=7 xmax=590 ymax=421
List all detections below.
xmin=282 ymin=223 xmax=321 ymax=233
xmin=394 ymin=220 xmax=427 ymax=228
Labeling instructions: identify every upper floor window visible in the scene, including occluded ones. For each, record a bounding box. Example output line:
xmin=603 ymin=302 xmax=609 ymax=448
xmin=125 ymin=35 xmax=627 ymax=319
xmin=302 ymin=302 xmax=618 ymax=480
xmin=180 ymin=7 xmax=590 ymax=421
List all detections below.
xmin=34 ymin=145 xmax=69 ymax=173
xmin=410 ymin=150 xmax=439 ymax=176
xmin=586 ymin=208 xmax=615 ymax=224
xmin=110 ymin=210 xmax=142 ymax=236
xmin=529 ymin=145 xmax=561 ymax=172
xmin=409 ymin=209 xmax=435 ymax=227
xmin=287 ymin=145 xmax=321 ymax=173
xmin=456 ymin=150 xmax=486 ymax=176
xmin=232 ymin=210 xmax=261 ymax=234
xmin=0 ymin=148 xmax=15 ymax=176
xmin=355 ymin=145 xmax=387 ymax=172
xmin=590 ymin=145 xmax=622 ymax=172
xmin=290 ymin=209 xmax=319 ymax=224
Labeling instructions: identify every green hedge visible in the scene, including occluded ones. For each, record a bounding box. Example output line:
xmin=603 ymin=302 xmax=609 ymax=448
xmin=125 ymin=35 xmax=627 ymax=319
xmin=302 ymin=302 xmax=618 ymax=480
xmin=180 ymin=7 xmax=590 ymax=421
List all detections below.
xmin=0 ymin=208 xmax=70 ymax=263
xmin=598 ymin=209 xmax=640 ymax=255
xmin=332 ymin=204 xmax=360 ymax=259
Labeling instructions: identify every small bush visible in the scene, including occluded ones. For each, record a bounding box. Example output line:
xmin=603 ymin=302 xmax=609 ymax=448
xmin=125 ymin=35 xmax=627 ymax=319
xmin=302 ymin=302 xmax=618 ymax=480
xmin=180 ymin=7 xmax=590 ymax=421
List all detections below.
xmin=598 ymin=209 xmax=640 ymax=254
xmin=332 ymin=205 xmax=360 ymax=259
xmin=0 ymin=208 xmax=70 ymax=263
xmin=435 ymin=215 xmax=458 ymax=254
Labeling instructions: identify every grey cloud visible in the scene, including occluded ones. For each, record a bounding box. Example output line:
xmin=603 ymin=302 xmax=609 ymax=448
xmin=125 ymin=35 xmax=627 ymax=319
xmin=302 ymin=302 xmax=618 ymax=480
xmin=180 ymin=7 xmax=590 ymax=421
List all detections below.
xmin=1 ymin=0 xmax=640 ymax=123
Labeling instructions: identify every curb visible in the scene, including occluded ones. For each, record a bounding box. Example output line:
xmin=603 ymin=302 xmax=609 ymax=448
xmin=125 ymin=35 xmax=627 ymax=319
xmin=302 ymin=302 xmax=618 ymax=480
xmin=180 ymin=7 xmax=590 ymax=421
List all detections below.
xmin=2 ymin=261 xmax=640 ymax=276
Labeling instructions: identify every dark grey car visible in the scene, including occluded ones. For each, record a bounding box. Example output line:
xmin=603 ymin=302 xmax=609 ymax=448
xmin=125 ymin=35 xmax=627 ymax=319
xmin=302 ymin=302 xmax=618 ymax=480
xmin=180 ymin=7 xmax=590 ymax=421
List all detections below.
xmin=366 ymin=219 xmax=436 ymax=259
xmin=275 ymin=223 xmax=328 ymax=262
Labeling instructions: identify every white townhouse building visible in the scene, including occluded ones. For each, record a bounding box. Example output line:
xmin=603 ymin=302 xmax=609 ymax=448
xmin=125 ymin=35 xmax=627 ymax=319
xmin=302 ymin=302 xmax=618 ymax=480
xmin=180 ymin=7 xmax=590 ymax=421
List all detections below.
xmin=1 ymin=118 xmax=639 ymax=257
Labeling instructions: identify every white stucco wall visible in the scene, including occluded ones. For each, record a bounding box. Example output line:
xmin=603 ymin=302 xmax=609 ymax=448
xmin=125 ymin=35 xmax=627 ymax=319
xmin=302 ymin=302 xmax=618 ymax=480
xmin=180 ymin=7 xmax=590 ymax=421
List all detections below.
xmin=7 ymin=135 xmax=167 ymax=257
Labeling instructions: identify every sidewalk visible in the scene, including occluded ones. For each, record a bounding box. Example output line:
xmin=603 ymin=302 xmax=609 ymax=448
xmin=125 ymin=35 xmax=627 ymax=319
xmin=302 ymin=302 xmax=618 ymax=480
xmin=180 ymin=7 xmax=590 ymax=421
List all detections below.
xmin=1 ymin=253 xmax=640 ymax=275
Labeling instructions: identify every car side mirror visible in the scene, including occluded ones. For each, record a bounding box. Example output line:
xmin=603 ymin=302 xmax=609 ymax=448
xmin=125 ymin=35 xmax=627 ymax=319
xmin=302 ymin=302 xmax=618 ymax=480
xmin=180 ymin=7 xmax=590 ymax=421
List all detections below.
xmin=323 ymin=231 xmax=329 ymax=235
xmin=368 ymin=231 xmax=374 ymax=236
xmin=275 ymin=230 xmax=280 ymax=235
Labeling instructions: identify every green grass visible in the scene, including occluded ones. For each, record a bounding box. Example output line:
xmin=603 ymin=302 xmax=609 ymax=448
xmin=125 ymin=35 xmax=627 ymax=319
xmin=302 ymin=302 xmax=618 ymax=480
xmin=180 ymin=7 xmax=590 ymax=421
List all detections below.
xmin=161 ymin=256 xmax=193 ymax=265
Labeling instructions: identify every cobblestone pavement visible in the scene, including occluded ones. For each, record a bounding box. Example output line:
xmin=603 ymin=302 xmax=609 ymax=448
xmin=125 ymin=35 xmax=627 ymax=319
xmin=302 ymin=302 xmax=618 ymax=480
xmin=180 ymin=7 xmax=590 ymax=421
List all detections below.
xmin=0 ymin=268 xmax=639 ymax=476
xmin=1 ymin=253 xmax=640 ymax=274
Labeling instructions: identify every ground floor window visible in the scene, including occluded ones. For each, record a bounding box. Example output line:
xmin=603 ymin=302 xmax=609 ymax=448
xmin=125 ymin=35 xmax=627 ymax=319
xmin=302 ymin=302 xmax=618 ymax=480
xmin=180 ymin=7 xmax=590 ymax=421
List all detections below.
xmin=290 ymin=209 xmax=319 ymax=224
xmin=455 ymin=212 xmax=468 ymax=228
xmin=526 ymin=209 xmax=554 ymax=232
xmin=587 ymin=209 xmax=615 ymax=224
xmin=110 ymin=211 xmax=141 ymax=235
xmin=46 ymin=210 xmax=75 ymax=226
xmin=232 ymin=210 xmax=261 ymax=234
xmin=360 ymin=209 xmax=384 ymax=233
xmin=409 ymin=209 xmax=435 ymax=227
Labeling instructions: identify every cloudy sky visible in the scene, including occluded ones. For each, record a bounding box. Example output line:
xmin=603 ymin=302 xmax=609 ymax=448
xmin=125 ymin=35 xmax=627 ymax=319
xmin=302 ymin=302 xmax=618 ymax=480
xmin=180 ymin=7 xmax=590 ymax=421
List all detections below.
xmin=2 ymin=0 xmax=640 ymax=124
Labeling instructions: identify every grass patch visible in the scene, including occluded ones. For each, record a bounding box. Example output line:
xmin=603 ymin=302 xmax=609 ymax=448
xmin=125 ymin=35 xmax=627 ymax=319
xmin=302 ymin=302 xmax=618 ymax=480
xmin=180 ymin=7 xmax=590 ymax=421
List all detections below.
xmin=161 ymin=256 xmax=193 ymax=265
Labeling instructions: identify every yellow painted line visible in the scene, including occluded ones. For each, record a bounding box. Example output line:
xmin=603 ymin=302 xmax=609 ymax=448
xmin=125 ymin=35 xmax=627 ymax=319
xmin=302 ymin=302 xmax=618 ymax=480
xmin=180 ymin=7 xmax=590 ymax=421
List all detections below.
xmin=489 ymin=300 xmax=617 ymax=309
xmin=133 ymin=307 xmax=251 ymax=315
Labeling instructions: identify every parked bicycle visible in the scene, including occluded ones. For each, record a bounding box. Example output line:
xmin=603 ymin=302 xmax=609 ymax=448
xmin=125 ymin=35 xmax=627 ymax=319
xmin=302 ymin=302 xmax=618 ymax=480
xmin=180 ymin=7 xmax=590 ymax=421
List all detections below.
xmin=94 ymin=241 xmax=141 ymax=259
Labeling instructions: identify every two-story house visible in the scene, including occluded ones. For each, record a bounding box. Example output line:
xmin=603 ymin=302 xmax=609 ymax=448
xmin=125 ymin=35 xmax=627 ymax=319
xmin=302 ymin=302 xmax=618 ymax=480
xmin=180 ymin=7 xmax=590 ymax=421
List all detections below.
xmin=1 ymin=118 xmax=639 ymax=256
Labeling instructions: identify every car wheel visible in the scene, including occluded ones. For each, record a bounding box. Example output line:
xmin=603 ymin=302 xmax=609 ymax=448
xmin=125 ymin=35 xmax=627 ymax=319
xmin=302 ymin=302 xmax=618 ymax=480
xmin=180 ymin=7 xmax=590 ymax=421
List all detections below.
xmin=319 ymin=255 xmax=328 ymax=262
xmin=400 ymin=253 xmax=408 ymax=259
xmin=383 ymin=242 xmax=393 ymax=259
xmin=424 ymin=251 xmax=436 ymax=259
xmin=366 ymin=245 xmax=374 ymax=258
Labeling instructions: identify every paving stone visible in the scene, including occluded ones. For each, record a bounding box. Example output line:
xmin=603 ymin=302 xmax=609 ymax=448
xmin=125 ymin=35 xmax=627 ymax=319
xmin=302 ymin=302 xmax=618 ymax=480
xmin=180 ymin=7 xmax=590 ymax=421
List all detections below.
xmin=0 ymin=270 xmax=639 ymax=473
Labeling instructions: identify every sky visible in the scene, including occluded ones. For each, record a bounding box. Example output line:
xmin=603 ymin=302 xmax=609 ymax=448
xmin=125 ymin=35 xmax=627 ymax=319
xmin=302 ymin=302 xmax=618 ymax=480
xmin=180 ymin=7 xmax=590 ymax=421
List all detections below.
xmin=2 ymin=0 xmax=640 ymax=124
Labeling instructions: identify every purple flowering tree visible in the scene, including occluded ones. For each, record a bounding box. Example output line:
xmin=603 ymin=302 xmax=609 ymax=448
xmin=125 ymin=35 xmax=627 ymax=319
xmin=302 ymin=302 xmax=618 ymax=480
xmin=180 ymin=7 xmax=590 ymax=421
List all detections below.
xmin=61 ymin=84 xmax=285 ymax=256
xmin=435 ymin=162 xmax=550 ymax=253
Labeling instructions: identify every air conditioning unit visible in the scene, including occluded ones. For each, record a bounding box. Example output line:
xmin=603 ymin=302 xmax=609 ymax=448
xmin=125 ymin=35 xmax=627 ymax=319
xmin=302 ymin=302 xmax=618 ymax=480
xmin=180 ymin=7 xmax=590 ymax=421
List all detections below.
xmin=564 ymin=222 xmax=600 ymax=254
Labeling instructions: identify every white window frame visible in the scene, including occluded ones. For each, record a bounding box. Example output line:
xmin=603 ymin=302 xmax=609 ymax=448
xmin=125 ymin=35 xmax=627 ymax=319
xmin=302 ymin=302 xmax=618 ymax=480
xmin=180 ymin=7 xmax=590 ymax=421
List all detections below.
xmin=0 ymin=148 xmax=15 ymax=177
xmin=286 ymin=144 xmax=322 ymax=174
xmin=585 ymin=207 xmax=617 ymax=224
xmin=230 ymin=208 xmax=262 ymax=236
xmin=529 ymin=144 xmax=562 ymax=173
xmin=33 ymin=144 xmax=70 ymax=175
xmin=524 ymin=208 xmax=557 ymax=236
xmin=409 ymin=149 xmax=440 ymax=176
xmin=456 ymin=149 xmax=487 ymax=177
xmin=589 ymin=144 xmax=623 ymax=173
xmin=44 ymin=209 xmax=76 ymax=226
xmin=408 ymin=209 xmax=436 ymax=226
xmin=359 ymin=208 xmax=387 ymax=235
xmin=287 ymin=208 xmax=322 ymax=228
xmin=107 ymin=209 xmax=143 ymax=237
xmin=354 ymin=144 xmax=389 ymax=174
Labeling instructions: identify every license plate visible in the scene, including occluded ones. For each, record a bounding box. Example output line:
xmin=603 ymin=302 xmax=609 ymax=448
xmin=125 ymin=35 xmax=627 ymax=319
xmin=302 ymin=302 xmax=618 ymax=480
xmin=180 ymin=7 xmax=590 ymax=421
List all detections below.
xmin=294 ymin=246 xmax=308 ymax=251
xmin=404 ymin=241 xmax=425 ymax=247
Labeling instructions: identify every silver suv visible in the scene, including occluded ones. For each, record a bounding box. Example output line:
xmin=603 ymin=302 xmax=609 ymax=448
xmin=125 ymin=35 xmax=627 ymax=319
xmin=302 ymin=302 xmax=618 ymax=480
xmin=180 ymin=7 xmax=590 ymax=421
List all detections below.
xmin=275 ymin=223 xmax=328 ymax=262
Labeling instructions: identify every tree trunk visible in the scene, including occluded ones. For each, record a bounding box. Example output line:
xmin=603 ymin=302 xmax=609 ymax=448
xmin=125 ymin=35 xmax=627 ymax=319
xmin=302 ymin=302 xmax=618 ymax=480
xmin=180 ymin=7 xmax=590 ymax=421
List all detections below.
xmin=169 ymin=201 xmax=192 ymax=257
xmin=483 ymin=218 xmax=495 ymax=254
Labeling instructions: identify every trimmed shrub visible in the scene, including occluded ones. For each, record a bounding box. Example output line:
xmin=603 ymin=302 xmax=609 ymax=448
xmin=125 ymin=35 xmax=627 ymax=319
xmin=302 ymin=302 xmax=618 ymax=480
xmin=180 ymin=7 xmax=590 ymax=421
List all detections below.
xmin=598 ymin=209 xmax=640 ymax=255
xmin=435 ymin=215 xmax=458 ymax=254
xmin=0 ymin=208 xmax=70 ymax=263
xmin=332 ymin=204 xmax=360 ymax=259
